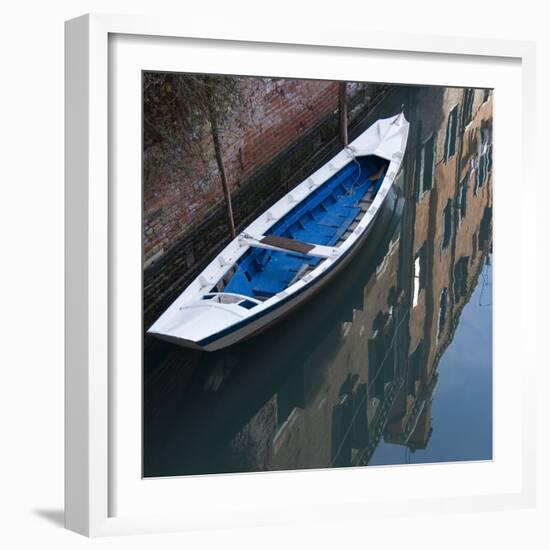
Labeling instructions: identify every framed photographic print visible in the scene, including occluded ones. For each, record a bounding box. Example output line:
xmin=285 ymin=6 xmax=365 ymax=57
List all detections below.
xmin=65 ymin=13 xmax=536 ymax=536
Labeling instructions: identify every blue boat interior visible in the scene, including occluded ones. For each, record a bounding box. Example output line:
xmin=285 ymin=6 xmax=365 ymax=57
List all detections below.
xmin=211 ymin=154 xmax=389 ymax=304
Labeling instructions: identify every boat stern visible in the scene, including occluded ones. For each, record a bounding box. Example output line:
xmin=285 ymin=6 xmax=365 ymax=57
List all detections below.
xmin=147 ymin=300 xmax=248 ymax=351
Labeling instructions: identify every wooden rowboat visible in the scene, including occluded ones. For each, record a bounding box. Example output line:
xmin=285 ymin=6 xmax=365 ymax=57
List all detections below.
xmin=148 ymin=112 xmax=410 ymax=351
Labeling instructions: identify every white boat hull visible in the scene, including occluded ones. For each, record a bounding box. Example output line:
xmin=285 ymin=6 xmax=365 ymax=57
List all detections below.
xmin=148 ymin=113 xmax=410 ymax=351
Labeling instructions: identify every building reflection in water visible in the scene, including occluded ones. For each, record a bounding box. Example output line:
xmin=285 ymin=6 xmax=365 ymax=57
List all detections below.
xmin=143 ymin=85 xmax=493 ymax=477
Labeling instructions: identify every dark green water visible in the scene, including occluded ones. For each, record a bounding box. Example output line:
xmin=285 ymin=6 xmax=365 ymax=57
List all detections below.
xmin=143 ymin=84 xmax=493 ymax=477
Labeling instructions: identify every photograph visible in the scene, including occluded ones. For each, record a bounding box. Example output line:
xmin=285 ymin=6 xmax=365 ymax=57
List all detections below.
xmin=142 ymin=73 xmax=493 ymax=477
xmin=1 ymin=0 xmax=544 ymax=544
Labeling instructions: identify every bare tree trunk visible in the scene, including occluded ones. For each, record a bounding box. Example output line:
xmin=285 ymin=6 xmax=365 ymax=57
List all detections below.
xmin=207 ymin=100 xmax=236 ymax=238
xmin=338 ymin=82 xmax=348 ymax=146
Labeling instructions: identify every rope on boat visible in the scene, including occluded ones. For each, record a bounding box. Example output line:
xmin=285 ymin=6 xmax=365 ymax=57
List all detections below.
xmin=343 ymin=145 xmax=362 ymax=197
xmin=390 ymin=104 xmax=406 ymax=125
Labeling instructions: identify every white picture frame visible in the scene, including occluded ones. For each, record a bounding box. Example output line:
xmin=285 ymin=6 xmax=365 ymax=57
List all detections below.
xmin=65 ymin=13 xmax=537 ymax=537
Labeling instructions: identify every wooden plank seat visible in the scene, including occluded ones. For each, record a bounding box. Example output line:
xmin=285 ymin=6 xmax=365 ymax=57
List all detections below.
xmin=260 ymin=235 xmax=315 ymax=255
xmin=242 ymin=233 xmax=337 ymax=259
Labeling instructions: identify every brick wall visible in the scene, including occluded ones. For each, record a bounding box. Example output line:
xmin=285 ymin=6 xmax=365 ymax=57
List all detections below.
xmin=144 ymin=78 xmax=341 ymax=264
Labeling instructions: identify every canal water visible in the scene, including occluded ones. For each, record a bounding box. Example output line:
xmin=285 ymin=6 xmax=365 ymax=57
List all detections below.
xmin=143 ymin=84 xmax=493 ymax=477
